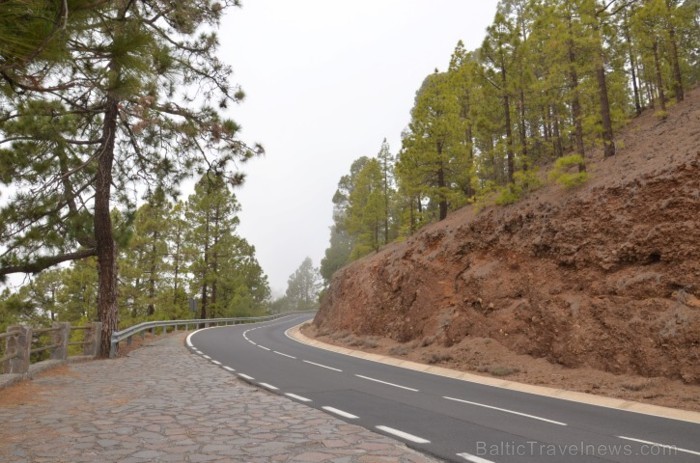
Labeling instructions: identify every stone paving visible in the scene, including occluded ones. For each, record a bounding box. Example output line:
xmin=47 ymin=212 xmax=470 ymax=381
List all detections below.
xmin=0 ymin=333 xmax=441 ymax=463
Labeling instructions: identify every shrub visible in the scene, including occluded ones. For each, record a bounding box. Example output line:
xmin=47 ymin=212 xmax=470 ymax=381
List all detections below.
xmin=495 ymin=169 xmax=543 ymax=205
xmin=548 ymin=155 xmax=589 ymax=188
xmin=389 ymin=345 xmax=410 ymax=356
xmin=654 ymin=110 xmax=669 ymax=120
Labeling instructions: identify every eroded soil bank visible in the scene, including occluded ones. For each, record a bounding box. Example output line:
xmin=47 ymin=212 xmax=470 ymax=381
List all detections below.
xmin=313 ymin=88 xmax=700 ymax=412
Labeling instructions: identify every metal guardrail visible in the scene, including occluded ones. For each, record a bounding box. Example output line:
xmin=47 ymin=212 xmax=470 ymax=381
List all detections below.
xmin=109 ymin=312 xmax=313 ymax=358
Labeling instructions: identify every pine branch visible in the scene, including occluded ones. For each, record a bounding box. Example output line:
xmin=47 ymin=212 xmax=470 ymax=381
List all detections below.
xmin=0 ymin=248 xmax=97 ymax=277
xmin=0 ymin=0 xmax=68 ymax=74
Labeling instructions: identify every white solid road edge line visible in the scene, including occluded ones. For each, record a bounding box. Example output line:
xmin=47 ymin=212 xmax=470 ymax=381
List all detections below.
xmin=322 ymin=406 xmax=359 ymax=419
xmin=303 ymin=360 xmax=342 ymax=372
xmin=617 ymin=436 xmax=700 ymax=456
xmin=355 ymin=374 xmax=419 ymax=392
xmin=444 ymin=396 xmax=567 ymax=426
xmin=285 ymin=393 xmax=312 ymax=403
xmin=375 ymin=425 xmax=430 ymax=444
xmin=258 ymin=345 xmax=271 ymax=351
xmin=456 ymin=452 xmax=495 ymax=463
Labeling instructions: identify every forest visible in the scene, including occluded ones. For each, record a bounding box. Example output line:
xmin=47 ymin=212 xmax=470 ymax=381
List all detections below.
xmin=320 ymin=0 xmax=699 ymax=284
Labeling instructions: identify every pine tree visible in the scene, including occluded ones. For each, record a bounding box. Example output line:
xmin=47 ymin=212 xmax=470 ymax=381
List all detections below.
xmin=320 ymin=157 xmax=370 ymax=282
xmin=120 ymin=190 xmax=170 ymax=320
xmin=481 ymin=10 xmax=521 ymax=181
xmin=376 ymin=139 xmax=396 ymax=245
xmin=0 ymin=1 xmax=261 ymax=355
xmin=165 ymin=201 xmax=189 ymax=308
xmin=186 ymin=172 xmax=241 ymax=320
xmin=398 ymin=71 xmax=464 ymax=221
xmin=345 ymin=159 xmax=385 ymax=258
xmin=285 ymin=258 xmax=321 ymax=311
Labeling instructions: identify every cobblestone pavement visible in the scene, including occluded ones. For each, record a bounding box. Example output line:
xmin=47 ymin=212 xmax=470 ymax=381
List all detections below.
xmin=0 ymin=333 xmax=441 ymax=463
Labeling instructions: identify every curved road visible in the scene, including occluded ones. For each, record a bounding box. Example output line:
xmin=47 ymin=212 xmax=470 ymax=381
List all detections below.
xmin=187 ymin=314 xmax=700 ymax=463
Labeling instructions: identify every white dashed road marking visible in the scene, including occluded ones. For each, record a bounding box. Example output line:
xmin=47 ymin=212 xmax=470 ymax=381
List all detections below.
xmin=355 ymin=374 xmax=419 ymax=392
xmin=322 ymin=406 xmax=359 ymax=419
xmin=285 ymin=393 xmax=312 ymax=403
xmin=618 ymin=436 xmax=700 ymax=456
xmin=303 ymin=360 xmax=342 ymax=372
xmin=375 ymin=426 xmax=430 ymax=444
xmin=457 ymin=452 xmax=496 ymax=463
xmin=444 ymin=396 xmax=567 ymax=426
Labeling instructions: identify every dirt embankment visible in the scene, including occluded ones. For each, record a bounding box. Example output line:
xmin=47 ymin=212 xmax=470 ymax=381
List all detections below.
xmin=312 ymin=88 xmax=700 ymax=411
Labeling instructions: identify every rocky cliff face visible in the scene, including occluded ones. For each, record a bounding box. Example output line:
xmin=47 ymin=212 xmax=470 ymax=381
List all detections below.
xmin=315 ymin=89 xmax=700 ymax=384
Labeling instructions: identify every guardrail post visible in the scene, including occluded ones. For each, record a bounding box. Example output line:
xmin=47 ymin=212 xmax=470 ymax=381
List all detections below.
xmin=109 ymin=334 xmax=118 ymax=359
xmin=84 ymin=322 xmax=102 ymax=357
xmin=5 ymin=325 xmax=31 ymax=375
xmin=50 ymin=322 xmax=70 ymax=361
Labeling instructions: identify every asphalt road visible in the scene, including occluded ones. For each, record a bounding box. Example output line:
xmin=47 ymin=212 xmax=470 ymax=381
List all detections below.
xmin=188 ymin=314 xmax=700 ymax=463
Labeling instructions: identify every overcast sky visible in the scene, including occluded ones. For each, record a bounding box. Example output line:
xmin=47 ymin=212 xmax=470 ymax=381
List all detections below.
xmin=219 ymin=1 xmax=499 ymax=295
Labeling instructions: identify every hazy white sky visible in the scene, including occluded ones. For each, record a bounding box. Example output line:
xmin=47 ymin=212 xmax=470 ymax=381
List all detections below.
xmin=219 ymin=1 xmax=499 ymax=295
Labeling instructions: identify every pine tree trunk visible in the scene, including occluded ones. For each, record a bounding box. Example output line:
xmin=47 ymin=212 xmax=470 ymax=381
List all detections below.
xmin=652 ymin=39 xmax=667 ymax=111
xmin=383 ymin=169 xmax=389 ymax=245
xmin=374 ymin=223 xmax=379 ymax=252
xmin=591 ymin=16 xmax=615 ymax=158
xmin=409 ymin=197 xmax=416 ymax=234
xmin=173 ymin=234 xmax=180 ymax=304
xmin=199 ymin=282 xmax=208 ymax=322
xmin=567 ymin=15 xmax=586 ymax=159
xmin=96 ymin=96 xmax=119 ymax=357
xmin=596 ymin=62 xmax=615 ymax=157
xmin=211 ymin=204 xmax=219 ymax=317
xmin=542 ymin=107 xmax=550 ymax=144
xmin=502 ymin=67 xmax=515 ymax=182
xmin=623 ymin=15 xmax=642 ymax=115
xmin=518 ymin=87 xmax=528 ymax=169
xmin=665 ymin=3 xmax=684 ymax=102
xmin=147 ymin=231 xmax=157 ymax=316
xmin=199 ymin=211 xmax=210 ymax=324
xmin=438 ymin=167 xmax=447 ymax=221
xmin=551 ymin=105 xmax=563 ymax=158
xmin=642 ymin=63 xmax=655 ymax=109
